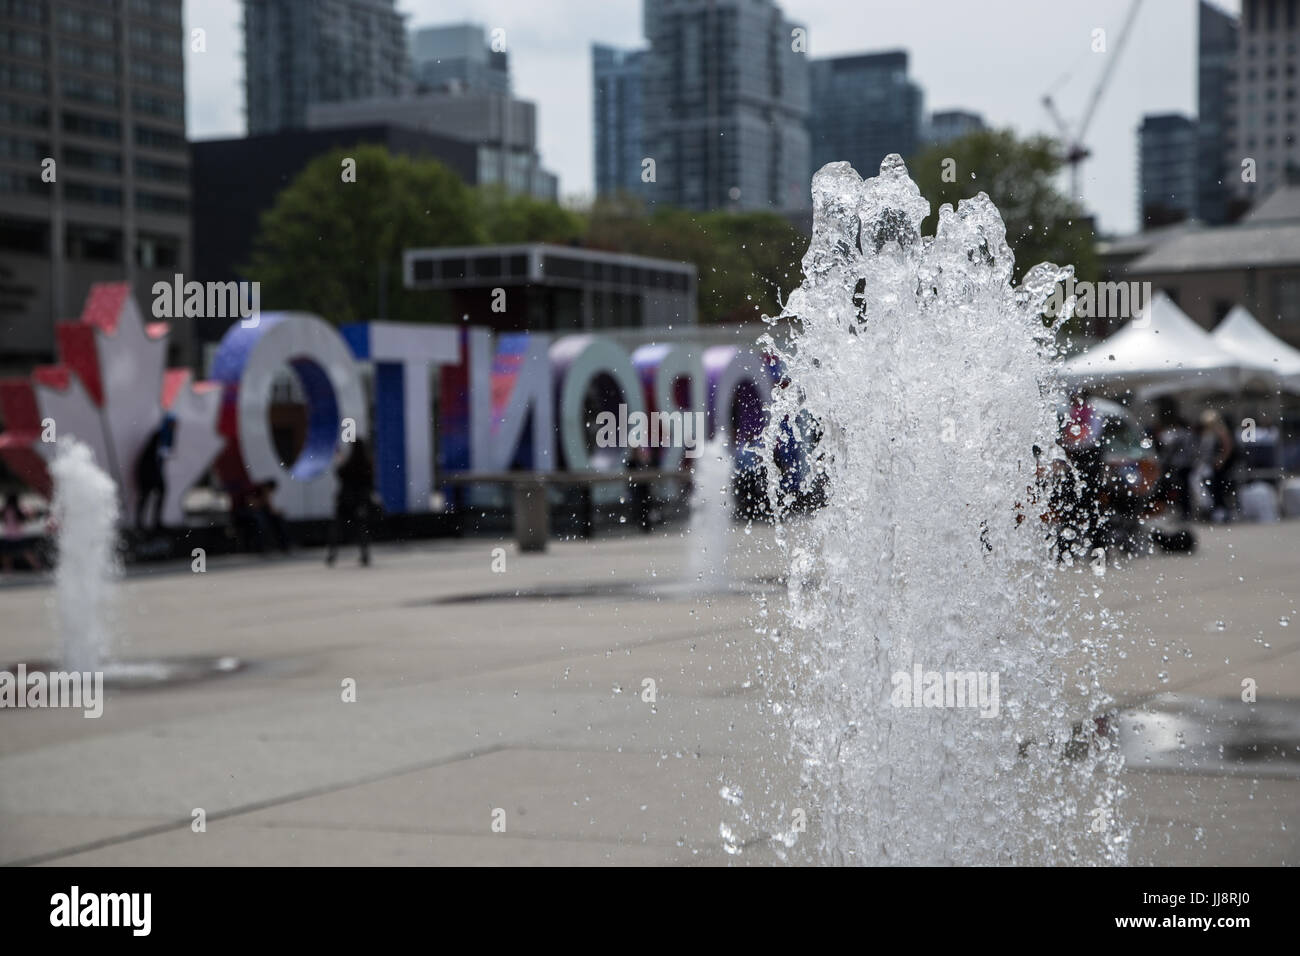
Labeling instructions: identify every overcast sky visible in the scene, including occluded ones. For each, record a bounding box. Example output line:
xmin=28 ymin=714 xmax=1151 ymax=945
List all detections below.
xmin=183 ymin=0 xmax=1240 ymax=236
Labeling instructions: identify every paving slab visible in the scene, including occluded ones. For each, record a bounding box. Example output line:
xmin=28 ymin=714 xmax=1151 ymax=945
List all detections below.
xmin=0 ymin=521 xmax=1296 ymax=865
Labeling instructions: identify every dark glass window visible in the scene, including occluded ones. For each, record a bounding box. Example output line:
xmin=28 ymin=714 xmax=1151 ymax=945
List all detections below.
xmin=65 ymin=181 xmax=123 ymax=206
xmin=473 ymin=256 xmax=502 ymax=278
xmin=65 ymin=224 xmax=122 ymax=261
xmin=0 ymin=217 xmax=49 ymax=253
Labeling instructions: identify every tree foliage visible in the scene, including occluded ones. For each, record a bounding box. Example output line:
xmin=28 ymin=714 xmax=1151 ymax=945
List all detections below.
xmin=245 ymin=146 xmax=809 ymax=328
xmin=474 ymin=185 xmax=585 ymax=244
xmin=245 ymin=145 xmax=483 ymax=324
xmin=908 ymin=129 xmax=1099 ymax=293
xmin=247 ymin=135 xmax=1099 ymax=332
xmin=586 ymin=200 xmax=806 ymax=324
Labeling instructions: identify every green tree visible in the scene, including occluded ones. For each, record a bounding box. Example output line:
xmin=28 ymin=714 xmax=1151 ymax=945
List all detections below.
xmin=474 ymin=185 xmax=586 ymax=244
xmin=698 ymin=210 xmax=807 ymax=323
xmin=908 ymin=129 xmax=1098 ymax=300
xmin=245 ymin=145 xmax=484 ymax=324
xmin=585 ymin=200 xmax=805 ymax=324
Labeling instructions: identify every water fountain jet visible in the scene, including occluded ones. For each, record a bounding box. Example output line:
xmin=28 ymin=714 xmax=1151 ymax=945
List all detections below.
xmin=757 ymin=156 xmax=1125 ymax=865
xmin=50 ymin=439 xmax=119 ymax=672
xmin=1 ymin=438 xmax=252 ymax=690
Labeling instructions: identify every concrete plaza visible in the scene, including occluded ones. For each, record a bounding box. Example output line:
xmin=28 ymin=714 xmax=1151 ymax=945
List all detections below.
xmin=0 ymin=519 xmax=1297 ymax=866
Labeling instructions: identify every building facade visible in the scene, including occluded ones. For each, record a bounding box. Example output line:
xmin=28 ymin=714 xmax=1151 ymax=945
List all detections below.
xmin=809 ymin=51 xmax=924 ymax=177
xmin=1197 ymin=0 xmax=1238 ymax=224
xmin=1123 ymin=186 xmax=1300 ymax=346
xmin=1226 ymin=0 xmax=1300 ymax=210
xmin=244 ymin=0 xmax=410 ymax=135
xmin=305 ymin=90 xmax=558 ymax=200
xmin=404 ymin=243 xmax=697 ymax=332
xmin=409 ymin=23 xmax=510 ymax=95
xmin=926 ymin=109 xmax=985 ymax=147
xmin=592 ymin=44 xmax=646 ymax=198
xmin=1139 ymin=113 xmax=1200 ymax=227
xmin=641 ymin=0 xmax=810 ymax=212
xmin=0 ymin=0 xmax=192 ymax=371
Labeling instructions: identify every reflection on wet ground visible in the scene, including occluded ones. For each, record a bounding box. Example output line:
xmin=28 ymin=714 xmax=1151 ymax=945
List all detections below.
xmin=4 ymin=655 xmax=252 ymax=690
xmin=414 ymin=575 xmax=784 ymax=606
xmin=1118 ymin=694 xmax=1300 ymax=779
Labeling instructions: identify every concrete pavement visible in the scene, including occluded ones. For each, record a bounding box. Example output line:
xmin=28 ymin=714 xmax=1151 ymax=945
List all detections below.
xmin=0 ymin=520 xmax=1296 ymax=865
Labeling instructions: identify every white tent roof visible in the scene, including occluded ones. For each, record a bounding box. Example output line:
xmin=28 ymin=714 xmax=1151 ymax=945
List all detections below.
xmin=1210 ymin=305 xmax=1300 ymax=392
xmin=1060 ymin=292 xmax=1245 ymax=393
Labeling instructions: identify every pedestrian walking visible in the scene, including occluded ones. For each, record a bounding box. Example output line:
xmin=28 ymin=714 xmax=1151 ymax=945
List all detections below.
xmin=326 ymin=439 xmax=375 ymax=566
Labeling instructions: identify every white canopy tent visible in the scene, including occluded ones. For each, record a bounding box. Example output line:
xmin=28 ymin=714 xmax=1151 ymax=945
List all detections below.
xmin=1210 ymin=305 xmax=1300 ymax=394
xmin=1060 ymin=292 xmax=1247 ymax=395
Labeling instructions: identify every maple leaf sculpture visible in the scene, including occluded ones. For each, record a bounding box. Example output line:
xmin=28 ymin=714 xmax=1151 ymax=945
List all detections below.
xmin=0 ymin=283 xmax=225 ymax=527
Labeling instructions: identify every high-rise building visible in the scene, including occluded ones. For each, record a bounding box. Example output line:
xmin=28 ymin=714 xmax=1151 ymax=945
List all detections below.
xmin=1226 ymin=0 xmax=1300 ymax=210
xmin=409 ymin=23 xmax=510 ymax=96
xmin=0 ymin=0 xmax=192 ymax=370
xmin=592 ymin=44 xmax=646 ymax=198
xmin=1197 ymin=1 xmax=1238 ymax=224
xmin=304 ymin=18 xmax=556 ymax=201
xmin=641 ymin=0 xmax=810 ymax=212
xmin=1139 ymin=113 xmax=1199 ymax=226
xmin=809 ymin=51 xmax=924 ymax=177
xmin=244 ymin=0 xmax=410 ymax=135
xmin=305 ymin=91 xmax=558 ymax=201
xmin=927 ymin=109 xmax=985 ymax=147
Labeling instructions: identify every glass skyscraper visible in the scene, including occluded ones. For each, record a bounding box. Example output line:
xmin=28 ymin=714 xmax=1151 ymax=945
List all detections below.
xmin=1139 ymin=113 xmax=1200 ymax=226
xmin=641 ymin=0 xmax=810 ymax=212
xmin=244 ymin=0 xmax=410 ymax=135
xmin=1197 ymin=0 xmax=1238 ymax=224
xmin=592 ymin=44 xmax=646 ymax=198
xmin=0 ymin=0 xmax=192 ymax=368
xmin=808 ymin=51 xmax=924 ymax=179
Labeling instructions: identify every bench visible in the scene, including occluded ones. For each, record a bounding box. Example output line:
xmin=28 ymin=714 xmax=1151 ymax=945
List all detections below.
xmin=440 ymin=470 xmax=690 ymax=552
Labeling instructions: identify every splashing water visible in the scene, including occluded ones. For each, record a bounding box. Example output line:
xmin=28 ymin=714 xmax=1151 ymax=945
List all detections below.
xmin=51 ymin=439 xmax=120 ymax=672
xmin=684 ymin=439 xmax=732 ymax=594
xmin=758 ymin=156 xmax=1125 ymax=865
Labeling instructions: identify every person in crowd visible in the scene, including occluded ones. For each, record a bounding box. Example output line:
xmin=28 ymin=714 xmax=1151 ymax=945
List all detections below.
xmin=135 ymin=413 xmax=176 ymax=531
xmin=1198 ymin=410 xmax=1237 ymax=522
xmin=1059 ymin=390 xmax=1106 ymax=552
xmin=326 ymin=439 xmax=374 ymax=567
xmin=228 ymin=478 xmax=264 ymax=551
xmin=1154 ymin=398 xmax=1195 ymax=520
xmin=1 ymin=492 xmax=44 ymax=573
xmin=233 ymin=479 xmax=292 ymax=555
xmin=253 ymin=480 xmax=292 ymax=554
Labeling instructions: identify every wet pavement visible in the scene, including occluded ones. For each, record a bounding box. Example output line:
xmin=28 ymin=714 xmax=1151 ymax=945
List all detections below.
xmin=0 ymin=521 xmax=1296 ymax=865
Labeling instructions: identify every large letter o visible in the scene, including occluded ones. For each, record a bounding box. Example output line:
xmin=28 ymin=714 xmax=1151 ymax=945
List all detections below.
xmin=550 ymin=335 xmax=646 ymax=472
xmin=211 ymin=312 xmax=369 ymax=519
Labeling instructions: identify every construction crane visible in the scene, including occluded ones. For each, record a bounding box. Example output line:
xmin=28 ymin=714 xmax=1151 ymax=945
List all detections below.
xmin=1042 ymin=0 xmax=1145 ymax=201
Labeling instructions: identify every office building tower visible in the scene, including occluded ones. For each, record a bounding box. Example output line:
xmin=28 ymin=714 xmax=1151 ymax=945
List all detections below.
xmin=1197 ymin=0 xmax=1238 ymax=224
xmin=0 ymin=0 xmax=192 ymax=368
xmin=642 ymin=0 xmax=811 ymax=211
xmin=409 ymin=22 xmax=510 ymax=95
xmin=809 ymin=51 xmax=924 ymax=176
xmin=927 ymin=109 xmax=985 ymax=147
xmin=593 ymin=44 xmax=646 ymax=197
xmin=1226 ymin=0 xmax=1300 ymax=208
xmin=245 ymin=0 xmax=409 ymax=135
xmin=1139 ymin=113 xmax=1199 ymax=226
